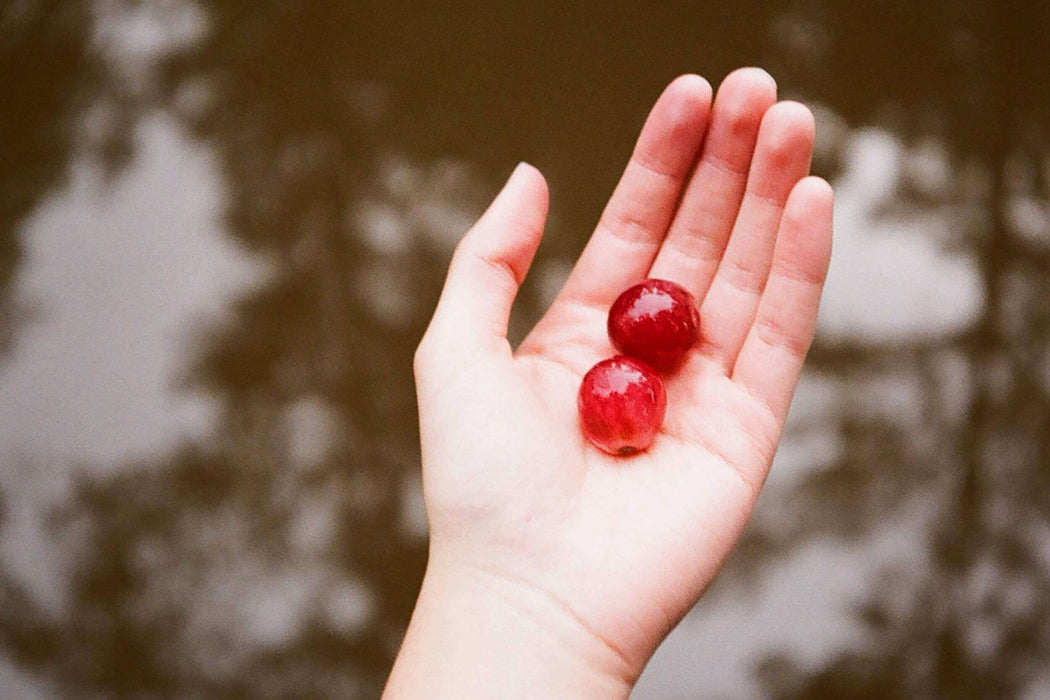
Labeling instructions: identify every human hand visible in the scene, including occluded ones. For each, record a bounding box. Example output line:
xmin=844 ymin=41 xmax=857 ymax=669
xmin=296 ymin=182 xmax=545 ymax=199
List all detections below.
xmin=386 ymin=69 xmax=832 ymax=699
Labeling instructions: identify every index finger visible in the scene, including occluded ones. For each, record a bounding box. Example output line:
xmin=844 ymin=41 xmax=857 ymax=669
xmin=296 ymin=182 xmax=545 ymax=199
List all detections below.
xmin=550 ymin=74 xmax=712 ymax=312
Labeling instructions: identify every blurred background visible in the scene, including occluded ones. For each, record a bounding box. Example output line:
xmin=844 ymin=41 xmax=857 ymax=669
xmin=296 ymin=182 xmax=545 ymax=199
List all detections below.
xmin=2 ymin=1 xmax=1049 ymax=698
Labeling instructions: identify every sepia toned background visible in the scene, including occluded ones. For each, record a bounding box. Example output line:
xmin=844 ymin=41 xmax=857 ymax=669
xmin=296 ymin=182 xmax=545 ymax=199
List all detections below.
xmin=2 ymin=2 xmax=1049 ymax=697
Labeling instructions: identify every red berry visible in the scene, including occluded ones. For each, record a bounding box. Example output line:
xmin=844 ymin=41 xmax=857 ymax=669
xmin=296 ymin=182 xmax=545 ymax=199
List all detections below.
xmin=608 ymin=279 xmax=700 ymax=372
xmin=577 ymin=355 xmax=667 ymax=455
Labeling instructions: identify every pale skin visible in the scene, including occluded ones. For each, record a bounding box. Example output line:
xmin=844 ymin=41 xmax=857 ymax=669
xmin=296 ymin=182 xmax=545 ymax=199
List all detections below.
xmin=383 ymin=69 xmax=834 ymax=699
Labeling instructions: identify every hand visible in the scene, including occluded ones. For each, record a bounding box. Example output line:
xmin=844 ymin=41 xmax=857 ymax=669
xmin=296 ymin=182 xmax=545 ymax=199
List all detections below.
xmin=386 ymin=69 xmax=833 ymax=699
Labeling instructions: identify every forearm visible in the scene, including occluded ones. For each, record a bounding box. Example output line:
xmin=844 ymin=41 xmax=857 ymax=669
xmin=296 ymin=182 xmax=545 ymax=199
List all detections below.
xmin=383 ymin=558 xmax=634 ymax=700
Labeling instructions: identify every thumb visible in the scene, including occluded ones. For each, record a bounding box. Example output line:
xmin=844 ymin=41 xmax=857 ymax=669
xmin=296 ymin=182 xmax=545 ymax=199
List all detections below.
xmin=424 ymin=162 xmax=549 ymax=356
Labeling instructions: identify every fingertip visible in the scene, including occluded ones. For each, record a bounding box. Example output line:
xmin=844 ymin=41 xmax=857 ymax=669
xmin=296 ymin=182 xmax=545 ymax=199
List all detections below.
xmin=649 ymin=74 xmax=714 ymax=139
xmin=783 ymin=176 xmax=834 ymax=274
xmin=667 ymin=73 xmax=714 ymax=105
xmin=514 ymin=161 xmax=550 ymax=209
xmin=721 ymin=67 xmax=778 ymax=101
xmin=711 ymin=68 xmax=778 ymax=142
xmin=761 ymin=101 xmax=816 ymax=142
xmin=484 ymin=161 xmax=549 ymax=237
xmin=504 ymin=161 xmax=547 ymax=199
xmin=754 ymin=101 xmax=817 ymax=173
xmin=808 ymin=175 xmax=834 ymax=200
xmin=788 ymin=176 xmax=834 ymax=219
xmin=512 ymin=160 xmax=544 ymax=185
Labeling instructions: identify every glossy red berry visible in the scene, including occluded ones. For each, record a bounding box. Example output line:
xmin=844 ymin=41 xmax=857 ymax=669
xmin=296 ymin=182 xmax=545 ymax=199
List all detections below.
xmin=577 ymin=355 xmax=667 ymax=455
xmin=607 ymin=279 xmax=700 ymax=372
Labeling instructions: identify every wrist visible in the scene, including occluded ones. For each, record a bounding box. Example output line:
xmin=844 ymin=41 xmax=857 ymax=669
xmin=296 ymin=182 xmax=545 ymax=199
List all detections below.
xmin=384 ymin=554 xmax=635 ymax=700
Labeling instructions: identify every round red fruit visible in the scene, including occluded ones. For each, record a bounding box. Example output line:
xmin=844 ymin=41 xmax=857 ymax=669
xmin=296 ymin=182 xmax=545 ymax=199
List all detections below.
xmin=577 ymin=355 xmax=667 ymax=455
xmin=608 ymin=279 xmax=700 ymax=372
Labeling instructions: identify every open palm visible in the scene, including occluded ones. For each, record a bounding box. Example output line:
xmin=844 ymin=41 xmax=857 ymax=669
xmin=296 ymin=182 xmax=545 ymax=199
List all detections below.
xmin=413 ymin=69 xmax=833 ymax=684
